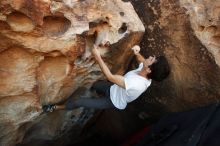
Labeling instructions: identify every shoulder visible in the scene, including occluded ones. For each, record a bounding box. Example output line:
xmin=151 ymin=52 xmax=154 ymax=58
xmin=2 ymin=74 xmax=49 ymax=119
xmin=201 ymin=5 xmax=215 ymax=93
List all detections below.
xmin=124 ymin=75 xmax=147 ymax=89
xmin=139 ymin=62 xmax=144 ymax=68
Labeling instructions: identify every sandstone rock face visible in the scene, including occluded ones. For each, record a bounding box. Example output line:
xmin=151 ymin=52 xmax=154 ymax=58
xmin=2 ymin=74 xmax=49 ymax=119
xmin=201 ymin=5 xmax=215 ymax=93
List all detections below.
xmin=0 ymin=0 xmax=144 ymax=146
xmin=128 ymin=0 xmax=220 ymax=112
xmin=180 ymin=0 xmax=220 ymax=67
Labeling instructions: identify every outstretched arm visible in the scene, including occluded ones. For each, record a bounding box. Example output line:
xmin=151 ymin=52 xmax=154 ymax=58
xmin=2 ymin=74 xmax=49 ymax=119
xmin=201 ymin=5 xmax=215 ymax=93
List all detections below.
xmin=131 ymin=45 xmax=145 ymax=64
xmin=92 ymin=45 xmax=125 ymax=89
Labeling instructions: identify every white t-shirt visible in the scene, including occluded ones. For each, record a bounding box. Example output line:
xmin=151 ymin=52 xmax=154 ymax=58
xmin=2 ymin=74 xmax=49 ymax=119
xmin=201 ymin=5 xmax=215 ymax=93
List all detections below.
xmin=110 ymin=63 xmax=152 ymax=109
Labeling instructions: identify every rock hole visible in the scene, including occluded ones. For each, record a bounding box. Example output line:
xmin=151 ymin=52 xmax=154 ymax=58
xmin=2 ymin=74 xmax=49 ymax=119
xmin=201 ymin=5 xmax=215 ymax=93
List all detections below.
xmin=198 ymin=25 xmax=205 ymax=31
xmin=6 ymin=11 xmax=35 ymax=32
xmin=89 ymin=22 xmax=97 ymax=28
xmin=118 ymin=23 xmax=127 ymax=34
xmin=42 ymin=16 xmax=71 ymax=36
xmin=206 ymin=26 xmax=217 ymax=33
xmin=81 ymin=33 xmax=97 ymax=60
xmin=89 ymin=21 xmax=108 ymax=29
xmin=120 ymin=12 xmax=125 ymax=16
xmin=211 ymin=36 xmax=220 ymax=45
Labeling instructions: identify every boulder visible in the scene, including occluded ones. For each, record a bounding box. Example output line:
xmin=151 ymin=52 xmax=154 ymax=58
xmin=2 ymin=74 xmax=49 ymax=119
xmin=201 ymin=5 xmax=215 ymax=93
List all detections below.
xmin=0 ymin=0 xmax=145 ymax=145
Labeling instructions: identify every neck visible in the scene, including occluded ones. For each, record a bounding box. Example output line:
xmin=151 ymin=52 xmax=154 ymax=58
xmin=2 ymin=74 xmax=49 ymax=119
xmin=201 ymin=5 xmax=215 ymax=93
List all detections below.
xmin=138 ymin=69 xmax=148 ymax=79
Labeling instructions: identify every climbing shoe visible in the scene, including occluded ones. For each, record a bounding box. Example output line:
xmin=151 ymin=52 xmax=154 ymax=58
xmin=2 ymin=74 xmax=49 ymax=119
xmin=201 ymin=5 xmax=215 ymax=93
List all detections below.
xmin=42 ymin=104 xmax=56 ymax=113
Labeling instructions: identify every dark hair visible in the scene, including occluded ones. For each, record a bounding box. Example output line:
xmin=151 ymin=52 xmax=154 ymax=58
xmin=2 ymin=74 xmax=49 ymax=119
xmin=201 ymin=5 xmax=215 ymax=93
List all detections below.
xmin=148 ymin=56 xmax=170 ymax=82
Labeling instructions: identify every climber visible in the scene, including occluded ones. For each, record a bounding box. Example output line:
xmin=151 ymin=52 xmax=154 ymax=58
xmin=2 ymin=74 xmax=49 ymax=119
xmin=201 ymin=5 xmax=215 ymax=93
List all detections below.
xmin=42 ymin=45 xmax=170 ymax=112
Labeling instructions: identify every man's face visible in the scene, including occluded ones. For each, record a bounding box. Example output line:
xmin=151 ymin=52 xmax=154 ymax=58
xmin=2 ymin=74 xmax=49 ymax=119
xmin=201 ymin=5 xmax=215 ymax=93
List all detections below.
xmin=143 ymin=56 xmax=157 ymax=71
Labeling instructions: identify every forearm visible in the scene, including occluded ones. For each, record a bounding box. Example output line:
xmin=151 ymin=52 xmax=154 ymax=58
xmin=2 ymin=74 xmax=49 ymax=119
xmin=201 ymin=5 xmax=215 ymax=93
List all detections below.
xmin=95 ymin=56 xmax=125 ymax=88
xmin=92 ymin=45 xmax=125 ymax=88
xmin=135 ymin=53 xmax=145 ymax=63
xmin=95 ymin=56 xmax=113 ymax=80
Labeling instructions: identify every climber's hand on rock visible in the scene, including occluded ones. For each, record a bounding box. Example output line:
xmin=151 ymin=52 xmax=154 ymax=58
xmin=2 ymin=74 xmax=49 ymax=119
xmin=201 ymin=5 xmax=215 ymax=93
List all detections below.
xmin=131 ymin=45 xmax=140 ymax=55
xmin=92 ymin=45 xmax=101 ymax=60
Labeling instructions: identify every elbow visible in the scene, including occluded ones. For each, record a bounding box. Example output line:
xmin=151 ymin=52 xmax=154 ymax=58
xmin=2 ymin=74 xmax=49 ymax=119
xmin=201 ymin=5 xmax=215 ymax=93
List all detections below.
xmin=107 ymin=74 xmax=115 ymax=83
